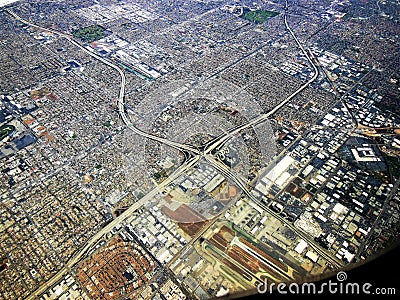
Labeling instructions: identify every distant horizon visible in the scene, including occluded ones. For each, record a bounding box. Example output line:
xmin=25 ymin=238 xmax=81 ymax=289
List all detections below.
xmin=0 ymin=0 xmax=19 ymax=7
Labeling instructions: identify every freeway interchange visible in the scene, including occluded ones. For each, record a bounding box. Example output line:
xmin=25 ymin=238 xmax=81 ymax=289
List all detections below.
xmin=8 ymin=2 xmax=344 ymax=298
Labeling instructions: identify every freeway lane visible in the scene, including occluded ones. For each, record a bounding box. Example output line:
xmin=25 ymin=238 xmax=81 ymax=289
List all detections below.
xmin=7 ymin=9 xmax=200 ymax=156
xmin=199 ymin=2 xmax=343 ymax=268
xmin=22 ymin=153 xmax=200 ymax=300
xmin=203 ymin=154 xmax=344 ymax=269
xmin=8 ymin=4 xmax=344 ymax=299
xmin=203 ymin=1 xmax=319 ymax=155
xmin=6 ymin=9 xmax=204 ymax=300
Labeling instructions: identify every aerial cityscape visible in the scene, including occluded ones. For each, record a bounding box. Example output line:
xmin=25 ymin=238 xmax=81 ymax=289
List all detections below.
xmin=0 ymin=0 xmax=399 ymax=299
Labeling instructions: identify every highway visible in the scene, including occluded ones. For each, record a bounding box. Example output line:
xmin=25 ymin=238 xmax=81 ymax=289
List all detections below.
xmin=7 ymin=9 xmax=204 ymax=299
xmin=357 ymin=177 xmax=400 ymax=258
xmin=204 ymin=1 xmax=319 ymax=155
xmin=7 ymin=9 xmax=200 ymax=156
xmin=203 ymin=154 xmax=344 ymax=269
xmin=197 ymin=0 xmax=343 ymax=268
xmin=8 ymin=5 xmax=317 ymax=160
xmin=198 ymin=1 xmax=343 ymax=268
xmin=22 ymin=153 xmax=200 ymax=300
xmin=8 ymin=4 xmax=344 ymax=299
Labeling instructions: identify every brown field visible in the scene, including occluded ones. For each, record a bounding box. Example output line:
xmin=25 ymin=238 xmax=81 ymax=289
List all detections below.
xmin=205 ymin=225 xmax=291 ymax=283
xmin=178 ymin=220 xmax=209 ymax=238
xmin=162 ymin=203 xmax=205 ymax=223
xmin=239 ymin=238 xmax=288 ymax=272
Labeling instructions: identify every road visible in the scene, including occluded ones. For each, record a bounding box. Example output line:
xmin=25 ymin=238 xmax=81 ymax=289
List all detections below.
xmin=203 ymin=1 xmax=319 ymax=155
xmin=8 ymin=4 xmax=343 ymax=299
xmin=6 ymin=9 xmax=203 ymax=299
xmin=197 ymin=0 xmax=343 ymax=268
xmin=22 ymin=153 xmax=200 ymax=300
xmin=7 ymin=9 xmax=200 ymax=156
xmin=204 ymin=154 xmax=344 ymax=269
xmin=357 ymin=177 xmax=400 ymax=258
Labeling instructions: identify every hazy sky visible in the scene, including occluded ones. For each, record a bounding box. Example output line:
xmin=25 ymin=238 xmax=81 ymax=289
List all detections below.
xmin=0 ymin=0 xmax=19 ymax=7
